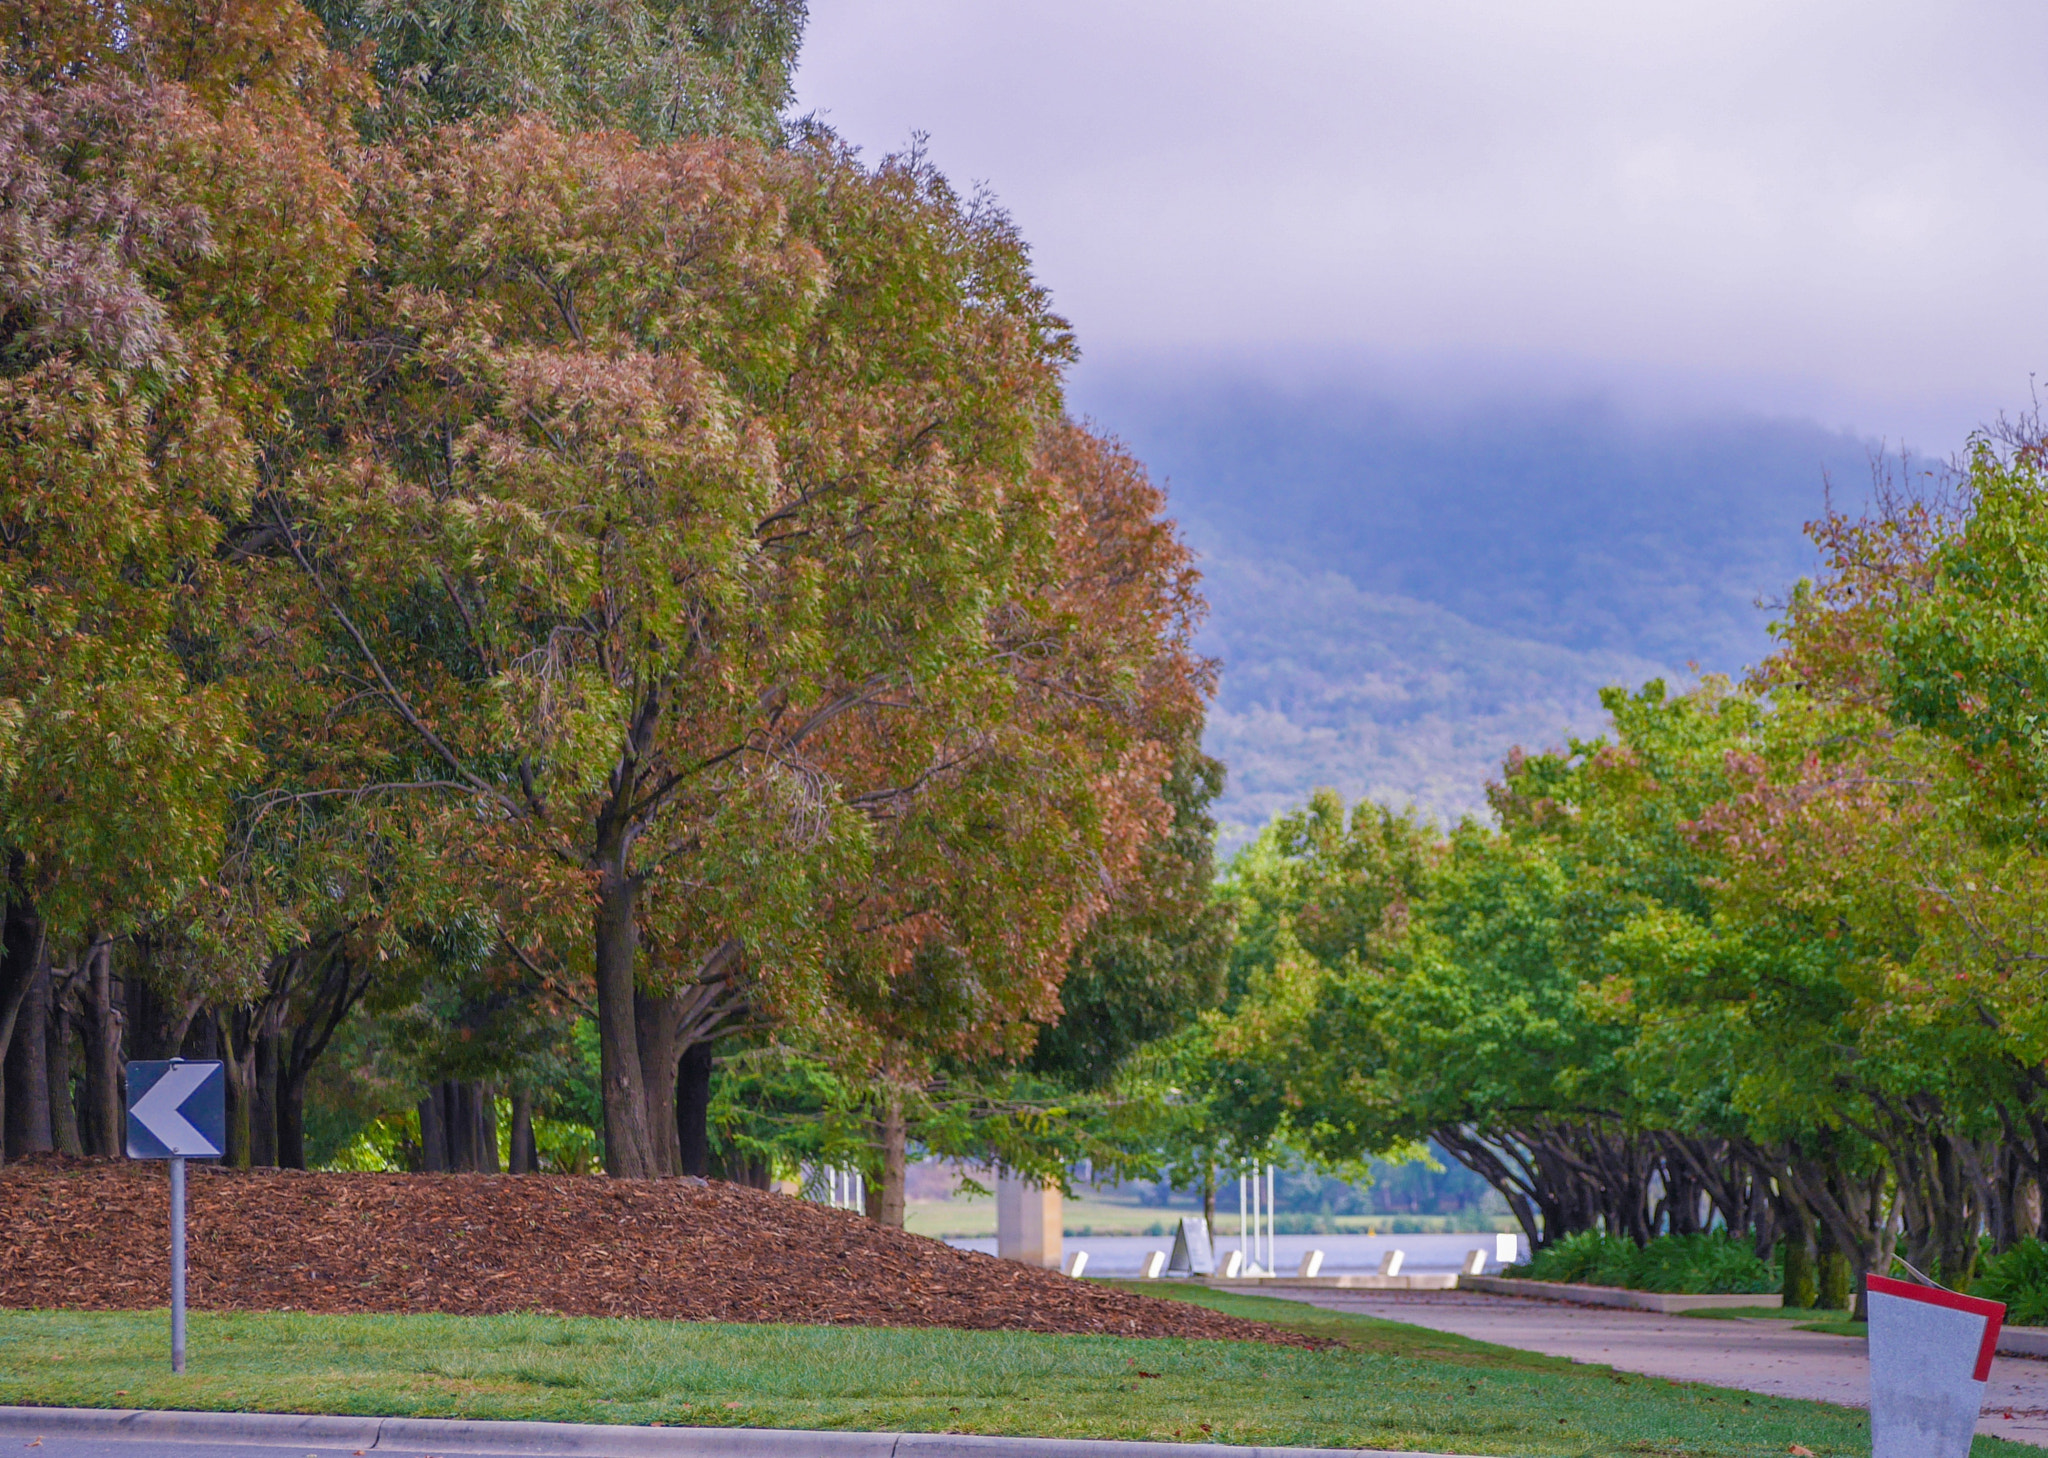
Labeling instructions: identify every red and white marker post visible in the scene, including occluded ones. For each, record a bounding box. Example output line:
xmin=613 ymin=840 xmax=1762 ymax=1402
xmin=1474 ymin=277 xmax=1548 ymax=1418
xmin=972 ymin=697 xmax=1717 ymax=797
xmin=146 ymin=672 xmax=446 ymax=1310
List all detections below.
xmin=1866 ymin=1273 xmax=2005 ymax=1458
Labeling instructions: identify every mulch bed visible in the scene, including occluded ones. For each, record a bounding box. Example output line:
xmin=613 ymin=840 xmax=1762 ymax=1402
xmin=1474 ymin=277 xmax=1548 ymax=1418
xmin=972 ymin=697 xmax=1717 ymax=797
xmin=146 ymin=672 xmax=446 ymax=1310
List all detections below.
xmin=0 ymin=1156 xmax=1315 ymax=1347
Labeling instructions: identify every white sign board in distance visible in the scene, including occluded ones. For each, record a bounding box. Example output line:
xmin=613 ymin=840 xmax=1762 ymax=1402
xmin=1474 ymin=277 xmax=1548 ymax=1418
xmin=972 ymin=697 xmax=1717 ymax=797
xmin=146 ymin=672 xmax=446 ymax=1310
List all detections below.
xmin=1866 ymin=1273 xmax=2005 ymax=1458
xmin=1166 ymin=1216 xmax=1214 ymax=1276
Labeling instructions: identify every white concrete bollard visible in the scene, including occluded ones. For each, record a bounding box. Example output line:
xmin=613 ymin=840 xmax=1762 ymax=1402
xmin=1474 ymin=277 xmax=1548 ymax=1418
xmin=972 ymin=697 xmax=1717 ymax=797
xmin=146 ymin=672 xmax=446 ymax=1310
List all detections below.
xmin=1221 ymin=1249 xmax=1245 ymax=1278
xmin=1378 ymin=1249 xmax=1406 ymax=1276
xmin=1867 ymin=1274 xmax=2005 ymax=1458
xmin=1461 ymin=1249 xmax=1487 ymax=1275
xmin=1141 ymin=1250 xmax=1167 ymax=1280
xmin=1063 ymin=1249 xmax=1089 ymax=1278
xmin=1298 ymin=1250 xmax=1325 ymax=1278
xmin=1495 ymin=1232 xmax=1519 ymax=1265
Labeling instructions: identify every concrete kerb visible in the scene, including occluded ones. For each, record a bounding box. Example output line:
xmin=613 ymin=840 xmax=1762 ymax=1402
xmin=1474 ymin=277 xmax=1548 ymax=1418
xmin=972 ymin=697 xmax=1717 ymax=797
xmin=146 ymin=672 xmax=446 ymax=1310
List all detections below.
xmin=1999 ymin=1325 xmax=2048 ymax=1360
xmin=1454 ymin=1276 xmax=1784 ymax=1314
xmin=0 ymin=1406 xmax=1468 ymax=1458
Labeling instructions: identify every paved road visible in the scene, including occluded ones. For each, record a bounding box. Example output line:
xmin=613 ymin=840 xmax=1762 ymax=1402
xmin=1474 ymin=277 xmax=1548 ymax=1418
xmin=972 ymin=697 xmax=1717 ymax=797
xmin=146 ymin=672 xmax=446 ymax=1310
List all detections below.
xmin=0 ymin=1409 xmax=1455 ymax=1458
xmin=1267 ymin=1289 xmax=2048 ymax=1447
xmin=1 ymin=1443 xmax=378 ymax=1458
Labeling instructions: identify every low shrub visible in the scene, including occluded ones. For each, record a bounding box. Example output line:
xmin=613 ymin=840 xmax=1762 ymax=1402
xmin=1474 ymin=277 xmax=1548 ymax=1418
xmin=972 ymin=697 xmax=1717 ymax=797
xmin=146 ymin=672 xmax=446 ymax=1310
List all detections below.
xmin=1973 ymin=1239 xmax=2048 ymax=1327
xmin=1509 ymin=1230 xmax=1779 ymax=1294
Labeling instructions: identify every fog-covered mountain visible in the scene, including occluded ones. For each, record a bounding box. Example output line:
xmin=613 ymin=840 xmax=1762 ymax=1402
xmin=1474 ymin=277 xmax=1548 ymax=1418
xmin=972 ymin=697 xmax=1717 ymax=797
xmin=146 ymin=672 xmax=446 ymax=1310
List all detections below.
xmin=1071 ymin=367 xmax=1877 ymax=844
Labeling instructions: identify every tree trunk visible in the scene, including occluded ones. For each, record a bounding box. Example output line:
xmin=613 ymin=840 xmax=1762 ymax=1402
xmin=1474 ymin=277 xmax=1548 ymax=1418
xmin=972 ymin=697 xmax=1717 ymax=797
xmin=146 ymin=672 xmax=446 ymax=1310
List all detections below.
xmin=275 ymin=937 xmax=371 ymax=1174
xmin=418 ymin=1080 xmax=498 ymax=1172
xmin=872 ymin=1086 xmax=906 ymax=1228
xmin=509 ymin=1091 xmax=536 ymax=1174
xmin=4 ymin=961 xmax=51 ymax=1159
xmin=124 ymin=967 xmax=196 ymax=1062
xmin=77 ymin=939 xmax=123 ymax=1157
xmin=478 ymin=1085 xmax=499 ymax=1173
xmin=419 ymin=1085 xmax=448 ymax=1172
xmin=634 ymin=989 xmax=684 ymax=1177
xmin=1202 ymin=1165 xmax=1216 ymax=1234
xmin=593 ymin=860 xmax=657 ymax=1179
xmin=677 ymin=1040 xmax=713 ymax=1178
xmin=0 ymin=882 xmax=45 ymax=1161
xmin=218 ymin=1008 xmax=257 ymax=1169
xmin=45 ymin=972 xmax=81 ymax=1156
xmin=181 ymin=1011 xmax=219 ymax=1062
xmin=1816 ymin=1219 xmax=1852 ymax=1311
xmin=74 ymin=939 xmax=115 ymax=1156
xmin=450 ymin=1081 xmax=475 ymax=1169
xmin=251 ymin=1022 xmax=280 ymax=1167
xmin=278 ymin=1068 xmax=308 ymax=1170
xmin=1781 ymin=1237 xmax=1816 ymax=1308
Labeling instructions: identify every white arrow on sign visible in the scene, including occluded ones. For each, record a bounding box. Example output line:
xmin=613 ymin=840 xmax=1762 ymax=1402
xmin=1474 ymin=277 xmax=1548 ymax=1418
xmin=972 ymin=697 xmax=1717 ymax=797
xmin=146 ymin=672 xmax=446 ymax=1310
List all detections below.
xmin=132 ymin=1063 xmax=220 ymax=1155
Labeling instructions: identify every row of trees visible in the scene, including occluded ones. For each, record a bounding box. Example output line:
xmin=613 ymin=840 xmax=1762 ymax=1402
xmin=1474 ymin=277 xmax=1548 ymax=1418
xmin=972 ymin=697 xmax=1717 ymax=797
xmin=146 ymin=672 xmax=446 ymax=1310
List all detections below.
xmin=1170 ymin=434 xmax=2048 ymax=1312
xmin=0 ymin=0 xmax=1232 ymax=1217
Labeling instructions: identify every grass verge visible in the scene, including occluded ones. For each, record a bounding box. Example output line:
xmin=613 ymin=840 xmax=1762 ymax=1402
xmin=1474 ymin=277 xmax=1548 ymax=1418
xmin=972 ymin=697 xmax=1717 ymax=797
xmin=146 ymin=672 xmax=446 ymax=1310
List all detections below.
xmin=1678 ymin=1306 xmax=1868 ymax=1339
xmin=0 ymin=1293 xmax=2022 ymax=1456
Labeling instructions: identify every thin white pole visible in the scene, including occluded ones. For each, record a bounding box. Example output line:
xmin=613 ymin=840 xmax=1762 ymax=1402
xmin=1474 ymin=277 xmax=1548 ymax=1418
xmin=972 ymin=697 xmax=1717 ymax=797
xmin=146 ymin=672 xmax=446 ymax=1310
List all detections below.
xmin=1265 ymin=1165 xmax=1276 ymax=1276
xmin=169 ymin=1156 xmax=187 ymax=1375
xmin=1249 ymin=1167 xmax=1260 ymax=1273
xmin=1251 ymin=1164 xmax=1261 ymax=1273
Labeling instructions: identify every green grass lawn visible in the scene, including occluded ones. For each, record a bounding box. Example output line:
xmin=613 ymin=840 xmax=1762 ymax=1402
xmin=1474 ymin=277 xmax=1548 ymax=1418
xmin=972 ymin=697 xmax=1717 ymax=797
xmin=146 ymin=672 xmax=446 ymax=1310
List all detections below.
xmin=0 ymin=1288 xmax=2027 ymax=1456
xmin=1680 ymin=1306 xmax=1868 ymax=1339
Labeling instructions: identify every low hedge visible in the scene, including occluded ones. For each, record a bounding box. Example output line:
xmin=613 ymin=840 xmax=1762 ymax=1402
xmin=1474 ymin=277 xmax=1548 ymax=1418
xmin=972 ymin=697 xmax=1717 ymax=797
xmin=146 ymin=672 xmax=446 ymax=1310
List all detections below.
xmin=1508 ymin=1230 xmax=1780 ymax=1295
xmin=1973 ymin=1238 xmax=2048 ymax=1327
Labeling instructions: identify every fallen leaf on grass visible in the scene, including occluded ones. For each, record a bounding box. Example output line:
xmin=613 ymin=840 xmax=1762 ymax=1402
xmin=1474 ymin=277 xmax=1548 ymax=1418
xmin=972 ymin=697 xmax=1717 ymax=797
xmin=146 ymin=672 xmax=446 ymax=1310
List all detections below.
xmin=1791 ymin=1446 xmax=1817 ymax=1456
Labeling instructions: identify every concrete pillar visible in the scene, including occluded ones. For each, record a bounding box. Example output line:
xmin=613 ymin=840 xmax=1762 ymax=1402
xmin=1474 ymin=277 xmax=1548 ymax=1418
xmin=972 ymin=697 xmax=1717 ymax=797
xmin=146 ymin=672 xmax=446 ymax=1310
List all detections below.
xmin=996 ymin=1171 xmax=1062 ymax=1269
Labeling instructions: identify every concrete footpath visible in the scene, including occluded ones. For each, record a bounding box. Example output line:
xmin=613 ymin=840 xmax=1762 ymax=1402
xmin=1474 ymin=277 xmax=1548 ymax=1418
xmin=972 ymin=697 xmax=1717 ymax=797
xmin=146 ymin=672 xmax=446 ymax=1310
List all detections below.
xmin=0 ymin=1407 xmax=1457 ymax=1458
xmin=1263 ymin=1289 xmax=2048 ymax=1448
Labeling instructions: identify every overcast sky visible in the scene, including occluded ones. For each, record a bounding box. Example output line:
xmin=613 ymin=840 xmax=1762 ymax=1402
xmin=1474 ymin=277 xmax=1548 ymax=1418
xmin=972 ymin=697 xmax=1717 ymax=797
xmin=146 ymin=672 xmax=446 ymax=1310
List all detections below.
xmin=794 ymin=1 xmax=2048 ymax=449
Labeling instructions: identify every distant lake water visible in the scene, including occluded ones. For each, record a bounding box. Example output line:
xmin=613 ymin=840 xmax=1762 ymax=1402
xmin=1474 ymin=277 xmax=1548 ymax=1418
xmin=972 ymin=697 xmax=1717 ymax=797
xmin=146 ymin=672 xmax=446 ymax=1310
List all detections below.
xmin=944 ymin=1230 xmax=1529 ymax=1277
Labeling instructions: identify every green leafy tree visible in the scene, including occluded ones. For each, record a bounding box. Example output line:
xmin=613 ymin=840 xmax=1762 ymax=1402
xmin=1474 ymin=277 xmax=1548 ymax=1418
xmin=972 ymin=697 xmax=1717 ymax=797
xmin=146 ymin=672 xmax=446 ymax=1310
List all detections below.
xmin=0 ymin=0 xmax=367 ymax=1155
xmin=311 ymin=0 xmax=806 ymax=142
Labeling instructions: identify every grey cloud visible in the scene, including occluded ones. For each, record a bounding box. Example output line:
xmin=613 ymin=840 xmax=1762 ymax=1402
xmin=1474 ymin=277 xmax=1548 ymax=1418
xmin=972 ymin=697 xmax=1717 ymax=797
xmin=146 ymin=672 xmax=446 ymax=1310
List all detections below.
xmin=797 ymin=0 xmax=2048 ymax=446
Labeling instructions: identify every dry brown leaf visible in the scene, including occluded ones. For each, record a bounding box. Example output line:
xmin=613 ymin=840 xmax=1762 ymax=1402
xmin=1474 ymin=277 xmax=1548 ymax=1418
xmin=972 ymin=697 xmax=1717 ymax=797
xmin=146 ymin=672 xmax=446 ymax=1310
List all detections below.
xmin=0 ymin=1156 xmax=1315 ymax=1348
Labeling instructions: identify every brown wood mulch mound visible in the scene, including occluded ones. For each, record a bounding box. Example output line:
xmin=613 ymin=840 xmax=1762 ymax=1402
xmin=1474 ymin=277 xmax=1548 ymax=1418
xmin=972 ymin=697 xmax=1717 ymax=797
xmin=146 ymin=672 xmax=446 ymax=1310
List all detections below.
xmin=0 ymin=1156 xmax=1315 ymax=1348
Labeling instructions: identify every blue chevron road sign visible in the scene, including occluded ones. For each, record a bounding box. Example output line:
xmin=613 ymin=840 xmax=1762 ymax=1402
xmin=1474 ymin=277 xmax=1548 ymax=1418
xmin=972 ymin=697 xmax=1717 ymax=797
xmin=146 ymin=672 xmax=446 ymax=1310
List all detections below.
xmin=126 ymin=1058 xmax=224 ymax=1374
xmin=126 ymin=1060 xmax=225 ymax=1159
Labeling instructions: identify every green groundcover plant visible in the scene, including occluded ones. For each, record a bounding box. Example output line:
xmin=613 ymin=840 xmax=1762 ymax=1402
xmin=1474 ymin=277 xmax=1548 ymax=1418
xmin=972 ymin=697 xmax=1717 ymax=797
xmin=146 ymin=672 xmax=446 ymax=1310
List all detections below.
xmin=1973 ymin=1238 xmax=2048 ymax=1327
xmin=1511 ymin=1231 xmax=1780 ymax=1294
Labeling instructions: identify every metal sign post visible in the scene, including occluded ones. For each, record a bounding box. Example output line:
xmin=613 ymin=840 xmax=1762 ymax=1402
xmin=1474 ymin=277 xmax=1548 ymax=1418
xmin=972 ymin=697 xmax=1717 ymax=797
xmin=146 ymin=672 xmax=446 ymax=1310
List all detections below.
xmin=125 ymin=1059 xmax=225 ymax=1375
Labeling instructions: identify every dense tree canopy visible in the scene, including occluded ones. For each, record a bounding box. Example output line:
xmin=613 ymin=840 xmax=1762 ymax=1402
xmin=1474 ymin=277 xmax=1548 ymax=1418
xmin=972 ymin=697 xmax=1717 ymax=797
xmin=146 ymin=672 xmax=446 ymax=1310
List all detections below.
xmin=1181 ymin=434 xmax=2048 ymax=1314
xmin=0 ymin=0 xmax=1219 ymax=1218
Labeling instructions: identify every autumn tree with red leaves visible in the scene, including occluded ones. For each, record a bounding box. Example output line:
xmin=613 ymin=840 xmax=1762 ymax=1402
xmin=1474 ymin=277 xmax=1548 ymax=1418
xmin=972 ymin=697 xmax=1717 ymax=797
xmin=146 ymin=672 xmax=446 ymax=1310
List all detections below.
xmin=0 ymin=0 xmax=1222 ymax=1188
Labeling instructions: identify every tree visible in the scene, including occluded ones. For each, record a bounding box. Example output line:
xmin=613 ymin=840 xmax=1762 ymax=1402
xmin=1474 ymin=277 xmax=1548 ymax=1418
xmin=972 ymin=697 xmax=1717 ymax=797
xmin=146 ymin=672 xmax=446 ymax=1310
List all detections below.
xmin=310 ymin=0 xmax=807 ymax=143
xmin=1027 ymin=747 xmax=1233 ymax=1086
xmin=0 ymin=0 xmax=366 ymax=1155
xmin=805 ymin=423 xmax=1216 ymax=1223
xmin=254 ymin=111 xmax=1094 ymax=1178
